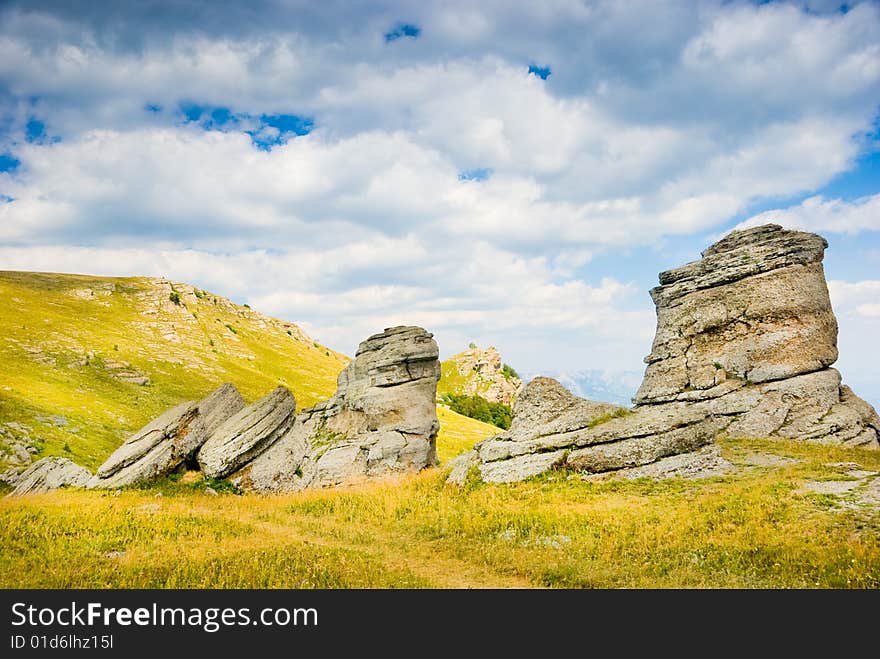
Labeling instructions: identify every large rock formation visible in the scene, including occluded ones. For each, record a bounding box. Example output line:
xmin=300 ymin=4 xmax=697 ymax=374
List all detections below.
xmin=197 ymin=386 xmax=298 ymax=478
xmin=441 ymin=345 xmax=522 ymax=405
xmin=89 ymin=383 xmax=245 ymax=488
xmin=7 ymin=457 xmax=92 ymax=496
xmin=456 ymin=225 xmax=880 ymax=485
xmin=229 ymin=325 xmax=441 ymax=492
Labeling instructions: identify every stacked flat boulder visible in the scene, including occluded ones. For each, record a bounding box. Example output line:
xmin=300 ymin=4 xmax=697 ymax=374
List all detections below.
xmin=88 ymin=382 xmax=245 ymax=489
xmin=7 ymin=457 xmax=92 ymax=496
xmin=197 ymin=386 xmax=298 ymax=478
xmin=229 ymin=325 xmax=441 ymax=492
xmin=456 ymin=224 xmax=880 ymax=485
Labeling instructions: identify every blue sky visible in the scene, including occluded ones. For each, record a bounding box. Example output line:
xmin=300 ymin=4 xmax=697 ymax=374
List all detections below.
xmin=0 ymin=0 xmax=878 ymax=406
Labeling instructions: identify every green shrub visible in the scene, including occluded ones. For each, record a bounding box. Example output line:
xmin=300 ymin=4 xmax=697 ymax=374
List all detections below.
xmin=501 ymin=363 xmax=519 ymax=380
xmin=169 ymin=291 xmax=181 ymax=305
xmin=441 ymin=392 xmax=512 ymax=429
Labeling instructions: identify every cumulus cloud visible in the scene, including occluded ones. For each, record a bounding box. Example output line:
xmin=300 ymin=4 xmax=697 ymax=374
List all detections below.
xmin=828 ymin=280 xmax=880 ymax=312
xmin=0 ymin=240 xmax=653 ymax=369
xmin=0 ymin=0 xmax=878 ymax=379
xmin=738 ymin=193 xmax=880 ymax=234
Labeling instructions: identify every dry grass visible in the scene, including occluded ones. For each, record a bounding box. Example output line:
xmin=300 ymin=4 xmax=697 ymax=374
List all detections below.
xmin=2 ymin=437 xmax=878 ymax=589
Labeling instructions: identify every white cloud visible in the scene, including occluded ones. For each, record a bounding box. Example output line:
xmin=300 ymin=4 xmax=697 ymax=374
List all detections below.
xmin=828 ymin=280 xmax=880 ymax=310
xmin=0 ymin=241 xmax=653 ymax=368
xmin=857 ymin=303 xmax=880 ymax=318
xmin=827 ymin=279 xmax=880 ymax=408
xmin=0 ymin=0 xmax=878 ymax=386
xmin=738 ymin=193 xmax=880 ymax=234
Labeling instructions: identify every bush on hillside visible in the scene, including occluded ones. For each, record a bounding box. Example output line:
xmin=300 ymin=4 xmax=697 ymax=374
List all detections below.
xmin=441 ymin=392 xmax=512 ymax=429
xmin=501 ymin=363 xmax=519 ymax=380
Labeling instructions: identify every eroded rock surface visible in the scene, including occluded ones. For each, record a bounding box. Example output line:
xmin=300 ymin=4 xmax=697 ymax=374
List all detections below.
xmin=197 ymin=386 xmax=297 ymax=478
xmin=457 ymin=225 xmax=879 ymax=485
xmin=230 ymin=326 xmax=441 ymax=492
xmin=90 ymin=383 xmax=245 ymax=488
xmin=7 ymin=457 xmax=91 ymax=496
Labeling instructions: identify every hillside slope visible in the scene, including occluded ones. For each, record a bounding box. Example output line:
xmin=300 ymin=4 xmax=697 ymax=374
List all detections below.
xmin=0 ymin=271 xmax=493 ymax=473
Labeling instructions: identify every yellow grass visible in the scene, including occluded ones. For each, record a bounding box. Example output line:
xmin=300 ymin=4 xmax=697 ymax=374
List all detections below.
xmin=2 ymin=437 xmax=878 ymax=589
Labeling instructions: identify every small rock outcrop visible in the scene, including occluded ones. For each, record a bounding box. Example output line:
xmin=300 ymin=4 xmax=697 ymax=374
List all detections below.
xmin=457 ymin=225 xmax=879 ymax=484
xmin=441 ymin=345 xmax=522 ymax=405
xmin=230 ymin=326 xmax=441 ymax=492
xmin=7 ymin=457 xmax=91 ymax=496
xmin=197 ymin=386 xmax=298 ymax=478
xmin=89 ymin=383 xmax=245 ymax=488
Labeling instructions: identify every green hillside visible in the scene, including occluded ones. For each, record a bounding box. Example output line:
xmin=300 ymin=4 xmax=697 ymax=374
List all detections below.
xmin=437 ymin=345 xmax=521 ymax=429
xmin=0 ymin=271 xmax=495 ymax=472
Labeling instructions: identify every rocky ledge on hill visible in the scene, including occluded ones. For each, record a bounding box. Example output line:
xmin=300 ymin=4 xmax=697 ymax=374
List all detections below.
xmin=451 ymin=224 xmax=880 ymax=485
xmin=7 ymin=326 xmax=440 ymax=496
xmin=443 ymin=345 xmax=522 ymax=405
xmin=8 ymin=457 xmax=92 ymax=495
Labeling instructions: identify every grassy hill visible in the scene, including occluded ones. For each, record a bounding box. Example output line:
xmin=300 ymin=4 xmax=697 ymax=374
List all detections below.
xmin=437 ymin=345 xmax=521 ymax=429
xmin=0 ymin=271 xmax=496 ymax=472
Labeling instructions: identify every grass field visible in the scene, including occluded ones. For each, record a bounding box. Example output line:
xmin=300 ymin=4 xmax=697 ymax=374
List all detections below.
xmin=2 ymin=437 xmax=878 ymax=588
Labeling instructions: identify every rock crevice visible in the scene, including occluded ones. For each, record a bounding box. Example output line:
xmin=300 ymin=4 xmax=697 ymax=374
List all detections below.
xmin=89 ymin=382 xmax=246 ymax=489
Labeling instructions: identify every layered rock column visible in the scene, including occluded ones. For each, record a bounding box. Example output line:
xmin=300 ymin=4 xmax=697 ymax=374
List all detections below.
xmin=636 ymin=224 xmax=838 ymax=403
xmin=231 ymin=325 xmax=441 ymax=492
xmin=456 ymin=225 xmax=879 ymax=485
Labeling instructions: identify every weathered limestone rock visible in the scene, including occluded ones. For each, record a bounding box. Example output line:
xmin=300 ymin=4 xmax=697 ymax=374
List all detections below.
xmin=582 ymin=444 xmax=735 ymax=482
xmin=230 ymin=326 xmax=441 ymax=492
xmin=636 ymin=225 xmax=838 ymax=402
xmin=457 ymin=225 xmax=879 ymax=485
xmin=197 ymin=386 xmax=297 ymax=479
xmin=504 ymin=377 xmax=621 ymax=441
xmin=7 ymin=457 xmax=91 ymax=496
xmin=90 ymin=383 xmax=245 ymax=488
xmin=443 ymin=345 xmax=522 ymax=405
